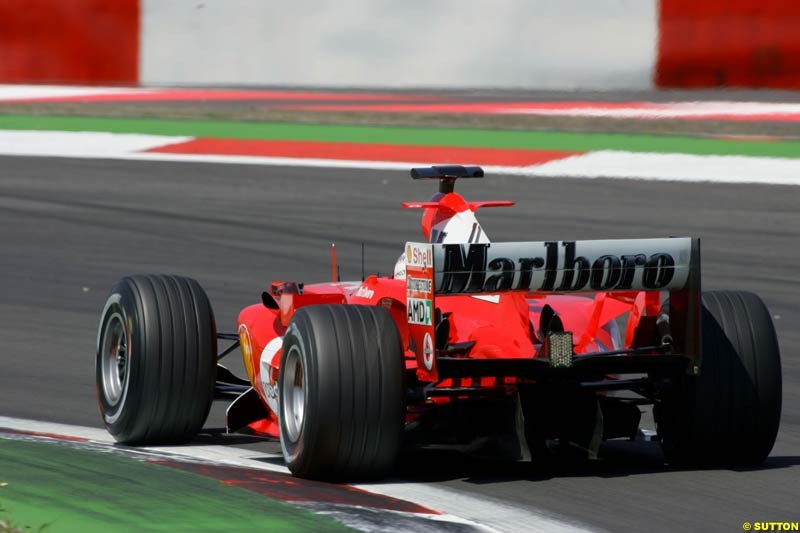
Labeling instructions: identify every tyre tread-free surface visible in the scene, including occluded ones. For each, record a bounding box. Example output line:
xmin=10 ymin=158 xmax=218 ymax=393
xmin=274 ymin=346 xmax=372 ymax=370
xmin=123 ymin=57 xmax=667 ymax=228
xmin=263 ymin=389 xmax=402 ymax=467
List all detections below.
xmin=96 ymin=274 xmax=217 ymax=444
xmin=279 ymin=304 xmax=404 ymax=481
xmin=659 ymin=290 xmax=782 ymax=465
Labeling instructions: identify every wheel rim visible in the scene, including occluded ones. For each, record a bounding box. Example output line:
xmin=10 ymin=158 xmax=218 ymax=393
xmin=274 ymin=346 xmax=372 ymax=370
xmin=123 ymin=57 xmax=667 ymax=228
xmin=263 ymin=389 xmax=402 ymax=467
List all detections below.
xmin=101 ymin=312 xmax=129 ymax=406
xmin=282 ymin=345 xmax=305 ymax=442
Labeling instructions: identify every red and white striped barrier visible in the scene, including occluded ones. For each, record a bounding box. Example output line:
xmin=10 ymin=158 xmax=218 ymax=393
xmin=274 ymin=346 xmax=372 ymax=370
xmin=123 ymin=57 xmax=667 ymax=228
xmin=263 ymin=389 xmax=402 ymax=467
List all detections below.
xmin=0 ymin=1 xmax=798 ymax=89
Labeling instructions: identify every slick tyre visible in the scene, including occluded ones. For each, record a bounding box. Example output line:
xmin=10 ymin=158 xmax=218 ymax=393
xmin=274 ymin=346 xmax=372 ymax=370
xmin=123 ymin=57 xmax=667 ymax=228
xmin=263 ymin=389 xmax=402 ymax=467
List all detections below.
xmin=96 ymin=275 xmax=217 ymax=444
xmin=279 ymin=305 xmax=405 ymax=481
xmin=658 ymin=291 xmax=782 ymax=466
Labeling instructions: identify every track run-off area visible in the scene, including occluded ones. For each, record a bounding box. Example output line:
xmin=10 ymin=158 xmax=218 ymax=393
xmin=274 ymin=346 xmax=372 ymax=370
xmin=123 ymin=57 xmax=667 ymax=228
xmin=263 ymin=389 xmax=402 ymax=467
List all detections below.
xmin=1 ymin=86 xmax=799 ymax=532
xmin=0 ymin=114 xmax=799 ymax=186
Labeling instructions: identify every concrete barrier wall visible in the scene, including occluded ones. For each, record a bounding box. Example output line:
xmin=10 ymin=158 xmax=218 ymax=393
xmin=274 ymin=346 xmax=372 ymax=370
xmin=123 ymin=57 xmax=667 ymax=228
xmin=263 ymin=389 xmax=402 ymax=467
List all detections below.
xmin=140 ymin=0 xmax=657 ymax=90
xmin=1 ymin=0 xmax=798 ymax=89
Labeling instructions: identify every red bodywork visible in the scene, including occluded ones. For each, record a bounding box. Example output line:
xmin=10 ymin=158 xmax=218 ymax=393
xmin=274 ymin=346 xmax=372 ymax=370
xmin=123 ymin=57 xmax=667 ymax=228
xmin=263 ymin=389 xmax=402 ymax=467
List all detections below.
xmin=236 ymin=189 xmax=665 ymax=438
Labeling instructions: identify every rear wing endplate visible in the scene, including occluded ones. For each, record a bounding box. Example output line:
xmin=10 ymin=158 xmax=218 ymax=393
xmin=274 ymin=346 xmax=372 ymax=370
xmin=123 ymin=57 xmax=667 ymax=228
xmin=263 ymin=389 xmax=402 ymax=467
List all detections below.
xmin=406 ymin=238 xmax=701 ymax=382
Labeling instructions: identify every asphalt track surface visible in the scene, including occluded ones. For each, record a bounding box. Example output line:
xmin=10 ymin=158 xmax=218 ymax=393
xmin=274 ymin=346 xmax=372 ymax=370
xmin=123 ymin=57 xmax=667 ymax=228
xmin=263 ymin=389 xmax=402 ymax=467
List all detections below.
xmin=1 ymin=155 xmax=798 ymax=531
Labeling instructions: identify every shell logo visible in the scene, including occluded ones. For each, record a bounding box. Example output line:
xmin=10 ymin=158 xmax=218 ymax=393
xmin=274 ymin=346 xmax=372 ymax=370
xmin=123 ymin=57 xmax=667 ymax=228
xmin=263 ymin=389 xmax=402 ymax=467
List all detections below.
xmin=238 ymin=323 xmax=255 ymax=383
xmin=406 ymin=244 xmax=413 ymax=263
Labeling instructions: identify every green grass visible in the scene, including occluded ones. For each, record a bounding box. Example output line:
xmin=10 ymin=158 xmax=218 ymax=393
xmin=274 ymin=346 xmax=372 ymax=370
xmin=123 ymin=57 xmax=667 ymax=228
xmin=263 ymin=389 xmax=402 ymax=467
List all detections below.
xmin=0 ymin=438 xmax=350 ymax=533
xmin=1 ymin=504 xmax=48 ymax=532
xmin=1 ymin=114 xmax=799 ymax=158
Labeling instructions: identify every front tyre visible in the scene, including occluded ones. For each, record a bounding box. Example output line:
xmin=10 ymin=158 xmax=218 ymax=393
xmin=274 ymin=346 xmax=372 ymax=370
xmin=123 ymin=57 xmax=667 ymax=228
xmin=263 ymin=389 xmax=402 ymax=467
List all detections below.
xmin=658 ymin=291 xmax=782 ymax=466
xmin=96 ymin=275 xmax=217 ymax=444
xmin=279 ymin=305 xmax=405 ymax=481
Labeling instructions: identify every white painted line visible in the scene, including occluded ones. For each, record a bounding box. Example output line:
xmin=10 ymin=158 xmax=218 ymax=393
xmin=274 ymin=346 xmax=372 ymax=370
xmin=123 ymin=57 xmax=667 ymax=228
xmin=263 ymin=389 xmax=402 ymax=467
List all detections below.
xmin=296 ymin=501 xmax=499 ymax=533
xmin=0 ymin=416 xmax=593 ymax=533
xmin=501 ymin=101 xmax=800 ymax=119
xmin=0 ymin=84 xmax=155 ymax=101
xmin=352 ymin=481 xmax=592 ymax=533
xmin=0 ymin=417 xmax=111 ymax=441
xmin=523 ymin=150 xmax=800 ymax=186
xmin=0 ymin=130 xmax=525 ymax=173
xmin=129 ymin=151 xmax=439 ymax=170
xmin=0 ymin=416 xmax=292 ymax=472
xmin=129 ymin=151 xmax=535 ymax=176
xmin=2 ymin=129 xmax=795 ymax=187
xmin=40 ymin=147 xmax=800 ymax=187
xmin=0 ymin=130 xmax=194 ymax=157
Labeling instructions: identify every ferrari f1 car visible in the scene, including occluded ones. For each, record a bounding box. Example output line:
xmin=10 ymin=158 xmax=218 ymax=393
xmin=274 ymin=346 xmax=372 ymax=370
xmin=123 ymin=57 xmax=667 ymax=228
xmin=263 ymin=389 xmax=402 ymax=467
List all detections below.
xmin=96 ymin=166 xmax=782 ymax=480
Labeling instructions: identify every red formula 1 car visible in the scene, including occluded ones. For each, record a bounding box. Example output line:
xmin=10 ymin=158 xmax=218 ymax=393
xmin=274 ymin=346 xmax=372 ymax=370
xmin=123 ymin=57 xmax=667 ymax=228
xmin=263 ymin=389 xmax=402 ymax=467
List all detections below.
xmin=96 ymin=166 xmax=782 ymax=480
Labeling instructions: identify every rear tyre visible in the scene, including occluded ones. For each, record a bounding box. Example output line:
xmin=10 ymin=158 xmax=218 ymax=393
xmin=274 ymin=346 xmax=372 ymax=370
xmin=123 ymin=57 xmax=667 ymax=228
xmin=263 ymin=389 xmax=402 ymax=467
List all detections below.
xmin=279 ymin=305 xmax=405 ymax=481
xmin=657 ymin=291 xmax=781 ymax=465
xmin=96 ymin=275 xmax=217 ymax=444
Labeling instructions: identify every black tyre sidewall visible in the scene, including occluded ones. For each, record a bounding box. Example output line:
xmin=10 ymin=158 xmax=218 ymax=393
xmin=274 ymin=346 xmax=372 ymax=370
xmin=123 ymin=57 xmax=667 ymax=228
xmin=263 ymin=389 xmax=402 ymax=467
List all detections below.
xmin=278 ymin=315 xmax=322 ymax=470
xmin=95 ymin=275 xmax=216 ymax=444
xmin=659 ymin=291 xmax=782 ymax=465
xmin=278 ymin=305 xmax=405 ymax=481
xmin=96 ymin=279 xmax=146 ymax=440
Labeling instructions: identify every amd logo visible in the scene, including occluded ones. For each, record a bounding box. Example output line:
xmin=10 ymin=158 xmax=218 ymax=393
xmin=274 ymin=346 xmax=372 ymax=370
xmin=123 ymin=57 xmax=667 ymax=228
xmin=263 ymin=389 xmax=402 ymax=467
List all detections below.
xmin=407 ymin=297 xmax=433 ymax=325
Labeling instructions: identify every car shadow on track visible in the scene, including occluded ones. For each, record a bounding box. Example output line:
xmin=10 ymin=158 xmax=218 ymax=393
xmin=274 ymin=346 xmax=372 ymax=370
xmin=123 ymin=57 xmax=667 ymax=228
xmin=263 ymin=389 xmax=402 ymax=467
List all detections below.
xmin=190 ymin=427 xmax=287 ymax=458
xmin=190 ymin=427 xmax=277 ymax=446
xmin=382 ymin=440 xmax=800 ymax=485
xmin=190 ymin=427 xmax=800 ymax=485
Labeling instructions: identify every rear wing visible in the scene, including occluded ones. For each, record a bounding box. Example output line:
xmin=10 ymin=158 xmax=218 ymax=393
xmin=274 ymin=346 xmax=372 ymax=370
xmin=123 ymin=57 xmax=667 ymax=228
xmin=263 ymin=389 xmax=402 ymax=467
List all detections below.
xmin=405 ymin=238 xmax=701 ymax=381
xmin=411 ymin=165 xmax=483 ymax=193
